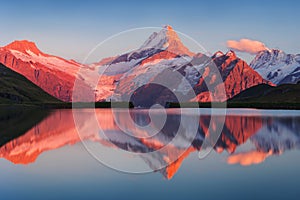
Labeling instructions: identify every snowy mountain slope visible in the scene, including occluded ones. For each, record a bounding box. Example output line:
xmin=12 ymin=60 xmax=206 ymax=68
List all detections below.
xmin=250 ymin=49 xmax=300 ymax=84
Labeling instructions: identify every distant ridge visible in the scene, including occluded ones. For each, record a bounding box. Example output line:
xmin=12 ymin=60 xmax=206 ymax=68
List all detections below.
xmin=250 ymin=49 xmax=300 ymax=84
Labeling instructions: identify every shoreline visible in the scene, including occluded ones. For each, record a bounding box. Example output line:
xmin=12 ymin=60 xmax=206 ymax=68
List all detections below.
xmin=0 ymin=101 xmax=300 ymax=110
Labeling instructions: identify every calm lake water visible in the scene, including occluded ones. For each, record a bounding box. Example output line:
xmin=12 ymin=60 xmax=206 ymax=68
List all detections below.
xmin=0 ymin=108 xmax=300 ymax=200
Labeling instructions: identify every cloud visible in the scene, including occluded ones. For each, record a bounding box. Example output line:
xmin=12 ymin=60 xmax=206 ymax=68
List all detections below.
xmin=226 ymin=38 xmax=269 ymax=54
xmin=227 ymin=151 xmax=271 ymax=166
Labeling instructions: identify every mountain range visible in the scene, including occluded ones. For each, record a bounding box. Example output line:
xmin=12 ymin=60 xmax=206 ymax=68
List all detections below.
xmin=250 ymin=49 xmax=300 ymax=84
xmin=0 ymin=25 xmax=299 ymax=105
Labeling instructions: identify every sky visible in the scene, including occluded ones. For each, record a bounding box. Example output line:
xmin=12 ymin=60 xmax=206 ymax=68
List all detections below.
xmin=1 ymin=0 xmax=300 ymax=63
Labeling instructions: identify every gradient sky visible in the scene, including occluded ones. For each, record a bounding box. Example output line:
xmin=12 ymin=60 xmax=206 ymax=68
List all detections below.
xmin=1 ymin=0 xmax=300 ymax=63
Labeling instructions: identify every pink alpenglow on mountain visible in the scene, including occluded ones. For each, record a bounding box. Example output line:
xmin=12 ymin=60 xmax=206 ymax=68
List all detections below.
xmin=0 ymin=40 xmax=93 ymax=102
xmin=192 ymin=50 xmax=273 ymax=102
xmin=0 ymin=26 xmax=273 ymax=104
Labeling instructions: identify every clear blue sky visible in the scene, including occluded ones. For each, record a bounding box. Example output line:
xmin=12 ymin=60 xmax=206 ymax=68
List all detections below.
xmin=1 ymin=0 xmax=299 ymax=63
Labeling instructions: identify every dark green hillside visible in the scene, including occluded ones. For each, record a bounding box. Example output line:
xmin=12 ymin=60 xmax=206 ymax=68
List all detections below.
xmin=228 ymin=83 xmax=300 ymax=109
xmin=0 ymin=63 xmax=61 ymax=105
xmin=229 ymin=83 xmax=300 ymax=103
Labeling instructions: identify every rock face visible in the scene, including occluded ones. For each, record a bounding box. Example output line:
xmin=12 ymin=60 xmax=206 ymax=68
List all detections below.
xmin=192 ymin=51 xmax=273 ymax=102
xmin=250 ymin=49 xmax=300 ymax=84
xmin=0 ymin=26 xmax=272 ymax=104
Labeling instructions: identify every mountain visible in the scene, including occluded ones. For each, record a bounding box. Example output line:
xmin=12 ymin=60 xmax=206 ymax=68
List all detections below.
xmin=0 ymin=26 xmax=271 ymax=105
xmin=191 ymin=50 xmax=272 ymax=102
xmin=0 ymin=63 xmax=61 ymax=104
xmin=0 ymin=40 xmax=93 ymax=102
xmin=110 ymin=49 xmax=270 ymax=106
xmin=92 ymin=25 xmax=196 ymax=103
xmin=250 ymin=49 xmax=300 ymax=84
xmin=229 ymin=83 xmax=300 ymax=105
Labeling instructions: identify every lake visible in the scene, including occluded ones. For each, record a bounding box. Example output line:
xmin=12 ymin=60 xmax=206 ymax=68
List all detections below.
xmin=0 ymin=108 xmax=300 ymax=200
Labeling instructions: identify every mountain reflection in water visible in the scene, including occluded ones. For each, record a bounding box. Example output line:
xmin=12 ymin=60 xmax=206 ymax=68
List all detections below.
xmin=0 ymin=108 xmax=299 ymax=179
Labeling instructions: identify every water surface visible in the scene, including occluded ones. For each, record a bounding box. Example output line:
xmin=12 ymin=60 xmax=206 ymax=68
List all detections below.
xmin=0 ymin=108 xmax=300 ymax=200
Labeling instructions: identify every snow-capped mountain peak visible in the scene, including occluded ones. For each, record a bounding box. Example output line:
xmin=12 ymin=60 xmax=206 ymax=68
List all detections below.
xmin=251 ymin=49 xmax=287 ymax=69
xmin=97 ymin=26 xmax=195 ymax=77
xmin=250 ymin=49 xmax=300 ymax=84
xmin=4 ymin=40 xmax=42 ymax=55
xmin=139 ymin=25 xmax=194 ymax=56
